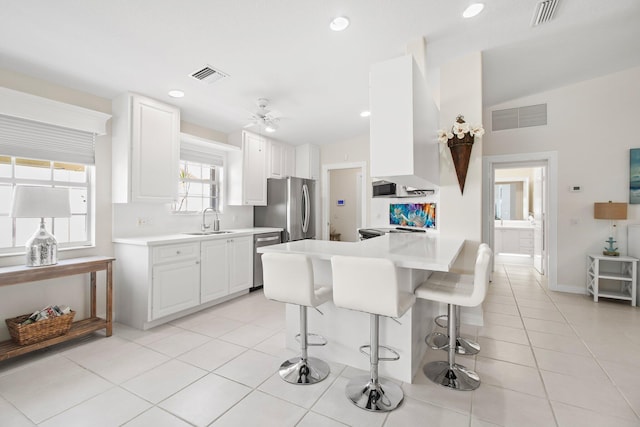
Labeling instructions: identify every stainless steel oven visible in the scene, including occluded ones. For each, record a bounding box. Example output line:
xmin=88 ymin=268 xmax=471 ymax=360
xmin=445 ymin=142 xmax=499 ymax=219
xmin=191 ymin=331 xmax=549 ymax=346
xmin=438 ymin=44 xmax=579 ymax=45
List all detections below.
xmin=253 ymin=231 xmax=282 ymax=290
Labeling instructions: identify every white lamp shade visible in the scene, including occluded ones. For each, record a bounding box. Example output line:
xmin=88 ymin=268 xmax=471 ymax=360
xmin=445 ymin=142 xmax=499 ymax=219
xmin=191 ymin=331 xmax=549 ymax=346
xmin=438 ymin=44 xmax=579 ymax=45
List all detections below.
xmin=10 ymin=186 xmax=71 ymax=218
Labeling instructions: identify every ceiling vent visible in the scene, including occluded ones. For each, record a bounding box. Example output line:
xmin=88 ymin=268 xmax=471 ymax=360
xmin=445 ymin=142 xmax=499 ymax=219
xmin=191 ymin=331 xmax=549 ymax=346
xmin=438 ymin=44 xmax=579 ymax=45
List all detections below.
xmin=189 ymin=65 xmax=228 ymax=84
xmin=492 ymin=103 xmax=547 ymax=131
xmin=531 ymin=0 xmax=559 ymax=27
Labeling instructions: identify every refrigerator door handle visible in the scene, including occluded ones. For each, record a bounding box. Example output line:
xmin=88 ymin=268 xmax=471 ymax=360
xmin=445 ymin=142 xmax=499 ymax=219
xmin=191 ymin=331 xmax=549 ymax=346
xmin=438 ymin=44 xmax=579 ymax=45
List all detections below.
xmin=302 ymin=183 xmax=310 ymax=234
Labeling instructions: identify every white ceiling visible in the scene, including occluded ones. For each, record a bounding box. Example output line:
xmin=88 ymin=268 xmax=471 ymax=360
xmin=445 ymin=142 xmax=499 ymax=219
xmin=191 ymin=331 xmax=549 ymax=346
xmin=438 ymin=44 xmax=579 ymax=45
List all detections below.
xmin=1 ymin=0 xmax=640 ymax=146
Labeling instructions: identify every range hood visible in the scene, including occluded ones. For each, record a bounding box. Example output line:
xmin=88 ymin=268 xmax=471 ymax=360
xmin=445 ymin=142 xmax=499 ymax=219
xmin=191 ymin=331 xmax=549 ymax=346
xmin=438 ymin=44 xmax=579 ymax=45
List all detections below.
xmin=369 ymin=55 xmax=440 ymax=189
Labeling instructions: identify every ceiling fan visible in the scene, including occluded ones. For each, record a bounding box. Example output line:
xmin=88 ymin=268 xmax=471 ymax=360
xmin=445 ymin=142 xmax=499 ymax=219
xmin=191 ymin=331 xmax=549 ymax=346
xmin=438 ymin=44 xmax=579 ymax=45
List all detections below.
xmin=243 ymin=98 xmax=281 ymax=133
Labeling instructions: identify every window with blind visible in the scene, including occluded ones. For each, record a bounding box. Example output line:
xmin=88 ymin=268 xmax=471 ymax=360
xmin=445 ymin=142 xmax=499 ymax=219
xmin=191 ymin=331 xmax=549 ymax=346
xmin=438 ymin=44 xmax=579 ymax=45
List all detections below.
xmin=173 ymin=138 xmax=225 ymax=213
xmin=0 ymin=114 xmax=95 ymax=254
xmin=0 ymin=156 xmax=92 ymax=253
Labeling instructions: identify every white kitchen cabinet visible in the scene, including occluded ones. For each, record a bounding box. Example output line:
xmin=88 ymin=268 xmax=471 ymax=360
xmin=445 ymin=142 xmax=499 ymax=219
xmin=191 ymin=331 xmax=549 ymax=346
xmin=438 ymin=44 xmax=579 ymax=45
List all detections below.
xmin=112 ymin=93 xmax=180 ymax=203
xmin=268 ymin=140 xmax=296 ymax=178
xmin=268 ymin=140 xmax=284 ymax=178
xmin=115 ymin=235 xmax=254 ymax=330
xmin=295 ymin=143 xmax=320 ymax=180
xmin=227 ymin=130 xmax=267 ymax=205
xmin=150 ymin=243 xmax=200 ymax=320
xmin=201 ymin=236 xmax=253 ymax=302
xmin=152 ymin=257 xmax=201 ymax=320
xmin=284 ymin=144 xmax=296 ymax=177
xmin=200 ymin=239 xmax=228 ymax=303
xmin=369 ymin=55 xmax=439 ymax=188
xmin=228 ymin=236 xmax=253 ymax=293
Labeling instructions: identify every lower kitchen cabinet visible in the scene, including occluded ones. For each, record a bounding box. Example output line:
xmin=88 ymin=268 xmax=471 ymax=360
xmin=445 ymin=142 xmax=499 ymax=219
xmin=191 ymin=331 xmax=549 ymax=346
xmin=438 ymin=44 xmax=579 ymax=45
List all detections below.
xmin=152 ymin=258 xmax=201 ymax=319
xmin=201 ymin=236 xmax=253 ymax=302
xmin=228 ymin=236 xmax=253 ymax=293
xmin=114 ymin=236 xmax=254 ymax=330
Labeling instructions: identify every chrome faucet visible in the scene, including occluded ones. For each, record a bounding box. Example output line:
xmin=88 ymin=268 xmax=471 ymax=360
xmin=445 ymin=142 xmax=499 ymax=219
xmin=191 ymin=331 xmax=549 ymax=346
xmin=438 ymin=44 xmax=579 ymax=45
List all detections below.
xmin=201 ymin=207 xmax=220 ymax=232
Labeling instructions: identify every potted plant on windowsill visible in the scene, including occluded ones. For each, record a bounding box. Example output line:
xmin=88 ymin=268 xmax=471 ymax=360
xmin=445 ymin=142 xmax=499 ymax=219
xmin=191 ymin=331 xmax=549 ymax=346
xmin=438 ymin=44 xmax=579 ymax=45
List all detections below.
xmin=438 ymin=115 xmax=485 ymax=194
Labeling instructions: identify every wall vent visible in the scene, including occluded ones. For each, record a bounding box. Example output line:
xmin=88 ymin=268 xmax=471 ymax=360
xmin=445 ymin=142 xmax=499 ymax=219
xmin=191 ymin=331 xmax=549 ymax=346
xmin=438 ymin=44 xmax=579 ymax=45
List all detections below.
xmin=189 ymin=65 xmax=229 ymax=84
xmin=492 ymin=103 xmax=547 ymax=131
xmin=531 ymin=0 xmax=559 ymax=27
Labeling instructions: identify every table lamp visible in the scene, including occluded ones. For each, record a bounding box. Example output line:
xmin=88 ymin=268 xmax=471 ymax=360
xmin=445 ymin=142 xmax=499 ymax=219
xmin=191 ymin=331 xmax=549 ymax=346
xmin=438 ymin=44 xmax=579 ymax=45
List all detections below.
xmin=10 ymin=186 xmax=71 ymax=267
xmin=594 ymin=201 xmax=627 ymax=256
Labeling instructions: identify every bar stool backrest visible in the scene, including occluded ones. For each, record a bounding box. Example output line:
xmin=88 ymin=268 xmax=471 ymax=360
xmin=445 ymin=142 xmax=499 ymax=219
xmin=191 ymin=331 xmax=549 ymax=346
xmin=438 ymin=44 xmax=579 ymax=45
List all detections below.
xmin=262 ymin=252 xmax=320 ymax=307
xmin=331 ymin=255 xmax=405 ymax=318
xmin=467 ymin=244 xmax=492 ymax=307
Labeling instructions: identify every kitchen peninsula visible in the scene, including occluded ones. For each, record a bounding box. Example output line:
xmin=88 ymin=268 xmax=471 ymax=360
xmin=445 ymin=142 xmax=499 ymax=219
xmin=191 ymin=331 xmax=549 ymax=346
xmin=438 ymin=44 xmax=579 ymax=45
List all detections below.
xmin=258 ymin=233 xmax=464 ymax=383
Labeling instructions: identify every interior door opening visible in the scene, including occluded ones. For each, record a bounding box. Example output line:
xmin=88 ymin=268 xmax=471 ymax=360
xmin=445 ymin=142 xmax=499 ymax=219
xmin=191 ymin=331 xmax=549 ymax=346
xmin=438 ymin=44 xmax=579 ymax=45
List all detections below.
xmin=321 ymin=162 xmax=367 ymax=242
xmin=483 ymin=152 xmax=557 ymax=290
xmin=493 ymin=165 xmax=546 ymax=274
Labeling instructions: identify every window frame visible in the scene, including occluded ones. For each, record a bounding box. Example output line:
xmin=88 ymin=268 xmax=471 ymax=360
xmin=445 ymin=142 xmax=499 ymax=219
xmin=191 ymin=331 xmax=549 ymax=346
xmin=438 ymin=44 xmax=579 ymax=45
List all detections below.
xmin=0 ymin=156 xmax=93 ymax=255
xmin=173 ymin=158 xmax=223 ymax=214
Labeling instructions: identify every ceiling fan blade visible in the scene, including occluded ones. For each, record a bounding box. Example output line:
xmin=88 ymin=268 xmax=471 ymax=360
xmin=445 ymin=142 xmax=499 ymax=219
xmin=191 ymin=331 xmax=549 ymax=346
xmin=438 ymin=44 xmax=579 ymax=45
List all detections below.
xmin=243 ymin=122 xmax=257 ymax=129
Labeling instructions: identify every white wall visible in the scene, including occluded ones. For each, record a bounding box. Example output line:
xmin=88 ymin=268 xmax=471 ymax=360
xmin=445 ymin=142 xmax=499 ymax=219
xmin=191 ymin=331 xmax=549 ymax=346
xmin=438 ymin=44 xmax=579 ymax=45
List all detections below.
xmin=483 ymin=65 xmax=640 ymax=291
xmin=438 ymin=52 xmax=483 ymax=271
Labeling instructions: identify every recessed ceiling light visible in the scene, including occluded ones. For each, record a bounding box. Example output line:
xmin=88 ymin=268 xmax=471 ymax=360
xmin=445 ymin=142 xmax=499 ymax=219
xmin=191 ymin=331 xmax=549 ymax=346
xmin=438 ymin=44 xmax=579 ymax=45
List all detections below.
xmin=168 ymin=90 xmax=184 ymax=98
xmin=462 ymin=3 xmax=484 ymax=18
xmin=330 ymin=16 xmax=350 ymax=31
xmin=360 ymin=110 xmax=371 ymax=117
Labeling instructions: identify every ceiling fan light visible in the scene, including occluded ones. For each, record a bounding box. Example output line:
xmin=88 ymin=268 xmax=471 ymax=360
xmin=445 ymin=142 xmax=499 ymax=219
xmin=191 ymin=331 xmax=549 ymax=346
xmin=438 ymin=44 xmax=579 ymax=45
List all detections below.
xmin=330 ymin=16 xmax=350 ymax=31
xmin=265 ymin=125 xmax=277 ymax=133
xmin=360 ymin=110 xmax=371 ymax=117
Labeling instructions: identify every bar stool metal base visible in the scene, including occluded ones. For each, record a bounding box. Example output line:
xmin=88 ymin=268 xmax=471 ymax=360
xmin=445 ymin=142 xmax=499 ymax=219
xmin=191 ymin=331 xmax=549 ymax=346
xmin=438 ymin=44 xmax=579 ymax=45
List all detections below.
xmin=279 ymin=357 xmax=330 ymax=384
xmin=345 ymin=376 xmax=404 ymax=412
xmin=423 ymin=361 xmax=480 ymax=391
xmin=430 ymin=333 xmax=480 ymax=355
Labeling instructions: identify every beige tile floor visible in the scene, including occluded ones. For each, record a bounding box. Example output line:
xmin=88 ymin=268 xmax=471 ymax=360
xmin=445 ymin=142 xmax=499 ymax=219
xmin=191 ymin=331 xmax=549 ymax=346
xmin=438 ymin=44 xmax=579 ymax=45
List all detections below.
xmin=1 ymin=259 xmax=640 ymax=426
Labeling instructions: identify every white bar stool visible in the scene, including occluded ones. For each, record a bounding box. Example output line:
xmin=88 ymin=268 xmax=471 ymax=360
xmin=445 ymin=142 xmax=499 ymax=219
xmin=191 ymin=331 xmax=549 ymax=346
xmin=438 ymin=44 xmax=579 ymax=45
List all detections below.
xmin=429 ymin=279 xmax=481 ymax=355
xmin=262 ymin=252 xmax=332 ymax=384
xmin=331 ymin=255 xmax=416 ymax=412
xmin=415 ymin=244 xmax=492 ymax=391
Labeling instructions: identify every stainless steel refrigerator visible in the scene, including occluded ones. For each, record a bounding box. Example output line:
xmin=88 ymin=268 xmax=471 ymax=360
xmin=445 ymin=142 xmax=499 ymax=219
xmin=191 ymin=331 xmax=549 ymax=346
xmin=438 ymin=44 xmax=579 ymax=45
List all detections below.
xmin=254 ymin=177 xmax=315 ymax=241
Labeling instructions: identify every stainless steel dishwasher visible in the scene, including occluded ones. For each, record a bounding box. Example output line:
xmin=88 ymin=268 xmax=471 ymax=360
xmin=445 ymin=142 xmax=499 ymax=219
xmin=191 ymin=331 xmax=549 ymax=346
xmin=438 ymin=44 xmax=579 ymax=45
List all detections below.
xmin=253 ymin=231 xmax=282 ymax=291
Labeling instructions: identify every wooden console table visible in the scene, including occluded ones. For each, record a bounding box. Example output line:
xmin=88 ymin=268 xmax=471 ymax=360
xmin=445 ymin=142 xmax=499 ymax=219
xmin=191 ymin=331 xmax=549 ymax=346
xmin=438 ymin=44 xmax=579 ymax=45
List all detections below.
xmin=0 ymin=256 xmax=114 ymax=361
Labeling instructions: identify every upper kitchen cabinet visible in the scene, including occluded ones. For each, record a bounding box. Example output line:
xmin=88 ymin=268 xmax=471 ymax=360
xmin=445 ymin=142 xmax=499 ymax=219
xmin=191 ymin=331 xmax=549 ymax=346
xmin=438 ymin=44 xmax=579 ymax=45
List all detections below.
xmin=227 ymin=130 xmax=267 ymax=205
xmin=268 ymin=139 xmax=296 ymax=179
xmin=295 ymin=143 xmax=320 ymax=180
xmin=112 ymin=93 xmax=180 ymax=203
xmin=370 ymin=55 xmax=439 ymax=189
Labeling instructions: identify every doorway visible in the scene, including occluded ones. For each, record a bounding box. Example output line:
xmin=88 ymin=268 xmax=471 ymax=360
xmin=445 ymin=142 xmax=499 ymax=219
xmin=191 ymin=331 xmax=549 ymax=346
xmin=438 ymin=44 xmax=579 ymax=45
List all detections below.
xmin=483 ymin=152 xmax=558 ymax=290
xmin=321 ymin=162 xmax=367 ymax=242
xmin=494 ymin=166 xmax=543 ymax=271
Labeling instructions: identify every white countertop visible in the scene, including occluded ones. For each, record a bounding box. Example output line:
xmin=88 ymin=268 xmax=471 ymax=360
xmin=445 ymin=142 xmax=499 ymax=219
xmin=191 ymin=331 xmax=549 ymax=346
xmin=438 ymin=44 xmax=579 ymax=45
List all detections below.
xmin=112 ymin=227 xmax=282 ymax=246
xmin=494 ymin=220 xmax=534 ymax=230
xmin=258 ymin=233 xmax=464 ymax=271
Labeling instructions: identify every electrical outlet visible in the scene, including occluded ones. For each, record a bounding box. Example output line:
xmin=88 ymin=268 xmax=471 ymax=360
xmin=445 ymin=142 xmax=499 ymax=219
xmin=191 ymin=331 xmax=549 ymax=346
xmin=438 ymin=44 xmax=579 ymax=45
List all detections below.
xmin=136 ymin=217 xmax=150 ymax=226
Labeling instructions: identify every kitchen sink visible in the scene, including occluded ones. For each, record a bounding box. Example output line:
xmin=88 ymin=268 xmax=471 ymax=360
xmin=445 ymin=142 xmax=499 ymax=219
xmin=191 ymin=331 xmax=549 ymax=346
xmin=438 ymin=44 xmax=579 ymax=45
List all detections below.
xmin=183 ymin=231 xmax=233 ymax=236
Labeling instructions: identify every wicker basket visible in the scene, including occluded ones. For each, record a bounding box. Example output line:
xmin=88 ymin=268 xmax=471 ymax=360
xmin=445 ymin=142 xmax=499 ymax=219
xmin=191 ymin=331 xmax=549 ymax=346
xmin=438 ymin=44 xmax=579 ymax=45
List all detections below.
xmin=5 ymin=311 xmax=75 ymax=346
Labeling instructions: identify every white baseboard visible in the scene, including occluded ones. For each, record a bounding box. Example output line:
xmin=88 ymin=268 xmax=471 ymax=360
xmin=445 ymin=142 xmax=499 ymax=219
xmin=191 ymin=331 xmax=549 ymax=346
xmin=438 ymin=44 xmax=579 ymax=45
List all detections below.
xmin=551 ymin=283 xmax=587 ymax=295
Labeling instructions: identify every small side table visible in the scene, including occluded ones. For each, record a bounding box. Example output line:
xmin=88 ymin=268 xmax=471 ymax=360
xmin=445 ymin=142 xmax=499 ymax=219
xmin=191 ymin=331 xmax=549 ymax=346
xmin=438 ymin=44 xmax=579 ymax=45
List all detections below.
xmin=587 ymin=254 xmax=637 ymax=306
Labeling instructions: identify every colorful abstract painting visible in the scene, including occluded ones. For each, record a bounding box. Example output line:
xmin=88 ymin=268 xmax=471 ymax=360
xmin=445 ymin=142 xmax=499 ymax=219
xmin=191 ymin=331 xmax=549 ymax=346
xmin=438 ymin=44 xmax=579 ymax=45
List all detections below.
xmin=389 ymin=203 xmax=436 ymax=229
xmin=631 ymin=149 xmax=640 ymax=204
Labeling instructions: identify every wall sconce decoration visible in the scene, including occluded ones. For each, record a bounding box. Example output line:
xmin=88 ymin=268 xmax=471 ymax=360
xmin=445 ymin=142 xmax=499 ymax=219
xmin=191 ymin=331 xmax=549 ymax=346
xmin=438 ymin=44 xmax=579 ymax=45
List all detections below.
xmin=594 ymin=201 xmax=627 ymax=256
xmin=438 ymin=115 xmax=484 ymax=194
xmin=10 ymin=185 xmax=71 ymax=266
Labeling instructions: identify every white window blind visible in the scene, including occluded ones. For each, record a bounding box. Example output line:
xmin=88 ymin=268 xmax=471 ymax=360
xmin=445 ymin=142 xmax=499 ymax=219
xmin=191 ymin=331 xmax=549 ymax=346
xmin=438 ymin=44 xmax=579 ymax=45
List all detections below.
xmin=0 ymin=114 xmax=96 ymax=165
xmin=180 ymin=139 xmax=224 ymax=166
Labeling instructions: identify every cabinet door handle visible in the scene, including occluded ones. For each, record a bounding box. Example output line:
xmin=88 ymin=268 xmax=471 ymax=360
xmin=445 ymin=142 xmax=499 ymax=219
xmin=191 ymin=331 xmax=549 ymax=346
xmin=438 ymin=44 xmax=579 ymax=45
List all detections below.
xmin=195 ymin=261 xmax=200 ymax=264
xmin=176 ymin=250 xmax=181 ymax=254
